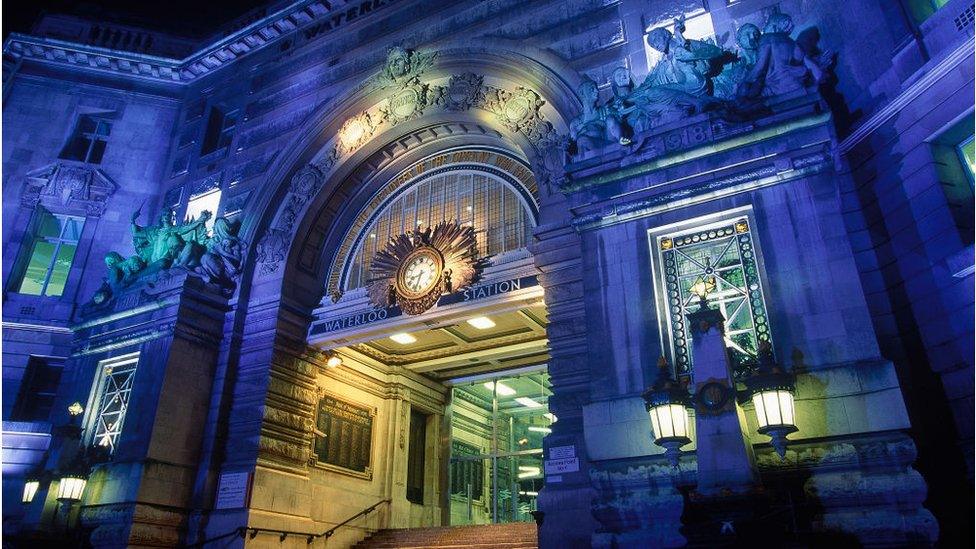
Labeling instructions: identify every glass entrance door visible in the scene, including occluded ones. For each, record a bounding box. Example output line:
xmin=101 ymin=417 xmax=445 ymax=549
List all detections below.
xmin=449 ymin=369 xmax=552 ymax=525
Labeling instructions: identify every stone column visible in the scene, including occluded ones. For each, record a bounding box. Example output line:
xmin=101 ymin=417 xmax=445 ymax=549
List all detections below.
xmin=685 ymin=303 xmax=757 ymax=494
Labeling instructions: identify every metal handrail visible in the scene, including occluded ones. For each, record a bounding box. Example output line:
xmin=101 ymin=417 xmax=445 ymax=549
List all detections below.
xmin=316 ymin=498 xmax=391 ymax=542
xmin=188 ymin=498 xmax=391 ymax=546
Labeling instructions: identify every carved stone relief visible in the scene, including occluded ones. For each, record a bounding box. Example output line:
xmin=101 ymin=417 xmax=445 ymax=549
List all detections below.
xmin=23 ymin=161 xmax=118 ymax=216
xmin=254 ymin=47 xmax=561 ymax=277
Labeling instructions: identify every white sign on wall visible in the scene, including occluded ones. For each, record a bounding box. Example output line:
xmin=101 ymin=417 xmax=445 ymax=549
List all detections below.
xmin=214 ymin=471 xmax=251 ymax=510
xmin=549 ymin=445 xmax=575 ymax=460
xmin=544 ymin=457 xmax=579 ymax=475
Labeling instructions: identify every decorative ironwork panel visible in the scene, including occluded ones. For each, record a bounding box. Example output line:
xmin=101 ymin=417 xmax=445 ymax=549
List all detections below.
xmin=658 ymin=217 xmax=771 ymax=379
xmin=92 ymin=357 xmax=139 ymax=453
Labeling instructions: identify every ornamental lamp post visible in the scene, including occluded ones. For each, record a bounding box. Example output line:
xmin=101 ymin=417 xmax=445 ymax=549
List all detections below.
xmin=642 ymin=356 xmax=693 ymax=467
xmin=744 ymin=341 xmax=797 ymax=459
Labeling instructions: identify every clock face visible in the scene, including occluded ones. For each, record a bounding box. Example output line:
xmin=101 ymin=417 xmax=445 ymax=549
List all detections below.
xmin=399 ymin=249 xmax=441 ymax=296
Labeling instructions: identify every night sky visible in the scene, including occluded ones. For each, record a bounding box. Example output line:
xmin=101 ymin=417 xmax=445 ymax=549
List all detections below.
xmin=3 ymin=0 xmax=271 ymax=40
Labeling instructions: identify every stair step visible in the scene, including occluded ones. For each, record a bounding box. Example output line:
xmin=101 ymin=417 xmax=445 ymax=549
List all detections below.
xmin=356 ymin=523 xmax=538 ymax=549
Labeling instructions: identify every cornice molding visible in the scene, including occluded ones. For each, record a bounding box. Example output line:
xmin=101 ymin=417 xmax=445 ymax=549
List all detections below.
xmin=2 ymin=0 xmax=399 ymax=85
xmin=837 ymin=38 xmax=975 ymax=155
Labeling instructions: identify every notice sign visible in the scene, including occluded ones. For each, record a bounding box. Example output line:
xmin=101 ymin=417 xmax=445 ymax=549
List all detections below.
xmin=549 ymin=445 xmax=576 ymax=460
xmin=544 ymin=457 xmax=580 ymax=475
xmin=214 ymin=471 xmax=251 ymax=510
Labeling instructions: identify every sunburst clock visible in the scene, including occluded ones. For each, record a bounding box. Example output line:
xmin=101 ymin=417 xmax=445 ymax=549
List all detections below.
xmin=367 ymin=221 xmax=484 ymax=315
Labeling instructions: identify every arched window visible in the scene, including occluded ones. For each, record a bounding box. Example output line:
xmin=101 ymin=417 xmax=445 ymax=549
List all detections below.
xmin=345 ymin=170 xmax=535 ymax=290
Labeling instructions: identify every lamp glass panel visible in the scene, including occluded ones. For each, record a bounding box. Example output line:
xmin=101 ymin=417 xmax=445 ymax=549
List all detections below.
xmin=57 ymin=476 xmax=87 ymax=501
xmin=777 ymin=390 xmax=795 ymax=426
xmin=649 ymin=404 xmax=687 ymax=440
xmin=22 ymin=480 xmax=39 ymax=503
xmin=762 ymin=391 xmax=782 ymax=425
xmin=752 ymin=392 xmax=768 ymax=428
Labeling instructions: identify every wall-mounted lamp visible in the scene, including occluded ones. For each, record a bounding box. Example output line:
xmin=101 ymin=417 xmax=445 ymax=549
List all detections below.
xmin=744 ymin=342 xmax=797 ymax=459
xmin=325 ymin=351 xmax=343 ymax=369
xmin=22 ymin=477 xmax=40 ymax=504
xmin=642 ymin=357 xmax=693 ymax=467
xmin=56 ymin=473 xmax=88 ymax=503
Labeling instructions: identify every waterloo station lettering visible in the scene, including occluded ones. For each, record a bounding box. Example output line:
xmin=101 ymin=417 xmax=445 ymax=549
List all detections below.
xmin=312 ymin=275 xmax=537 ymax=336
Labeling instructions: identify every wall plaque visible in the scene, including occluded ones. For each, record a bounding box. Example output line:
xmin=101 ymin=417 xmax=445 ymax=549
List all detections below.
xmin=314 ymin=395 xmax=374 ymax=477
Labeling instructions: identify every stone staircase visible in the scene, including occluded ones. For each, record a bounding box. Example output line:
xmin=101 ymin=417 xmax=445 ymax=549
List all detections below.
xmin=354 ymin=522 xmax=538 ymax=549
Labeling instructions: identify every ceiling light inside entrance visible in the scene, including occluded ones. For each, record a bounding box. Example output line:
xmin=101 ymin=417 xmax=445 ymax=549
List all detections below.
xmin=483 ymin=381 xmax=516 ymax=396
xmin=515 ymin=397 xmax=543 ymax=409
xmin=467 ymin=316 xmax=496 ymax=329
xmin=517 ymin=466 xmax=541 ymax=478
xmin=390 ymin=333 xmax=417 ymax=345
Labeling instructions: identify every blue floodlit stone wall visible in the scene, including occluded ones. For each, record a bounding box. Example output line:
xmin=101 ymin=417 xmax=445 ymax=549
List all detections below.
xmin=1 ymin=0 xmax=972 ymax=546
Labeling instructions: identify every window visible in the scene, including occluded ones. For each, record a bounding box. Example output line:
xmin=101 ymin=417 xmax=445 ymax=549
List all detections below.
xmin=930 ymin=118 xmax=975 ymax=244
xmin=406 ymin=409 xmax=427 ymax=505
xmin=88 ymin=354 xmax=139 ymax=454
xmin=201 ymin=107 xmax=238 ymax=154
xmin=345 ymin=172 xmax=535 ymax=289
xmin=185 ymin=189 xmax=222 ymax=233
xmin=10 ymin=356 xmax=65 ymax=422
xmin=59 ymin=114 xmax=111 ymax=164
xmin=957 ymin=135 xmax=975 ymax=182
xmin=653 ymin=216 xmax=772 ymax=379
xmin=16 ymin=209 xmax=85 ymax=297
xmin=903 ymin=0 xmax=951 ymax=24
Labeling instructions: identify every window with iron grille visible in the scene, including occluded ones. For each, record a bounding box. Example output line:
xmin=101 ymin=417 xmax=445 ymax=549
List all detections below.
xmin=653 ymin=216 xmax=772 ymax=380
xmin=89 ymin=354 xmax=139 ymax=454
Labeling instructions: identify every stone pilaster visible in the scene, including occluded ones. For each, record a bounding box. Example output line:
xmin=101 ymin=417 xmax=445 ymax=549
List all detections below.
xmin=532 ymin=221 xmax=599 ymax=549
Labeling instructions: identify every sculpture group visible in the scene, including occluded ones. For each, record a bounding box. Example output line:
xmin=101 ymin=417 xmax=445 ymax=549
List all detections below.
xmin=570 ymin=11 xmax=836 ymax=154
xmin=93 ymin=206 xmax=244 ymax=303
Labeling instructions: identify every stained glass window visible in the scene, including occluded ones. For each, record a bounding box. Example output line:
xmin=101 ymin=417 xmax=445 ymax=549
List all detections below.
xmin=656 ymin=217 xmax=771 ymax=379
xmin=17 ymin=210 xmax=85 ymax=297
xmin=345 ymin=171 xmax=534 ymax=289
xmin=90 ymin=355 xmax=139 ymax=454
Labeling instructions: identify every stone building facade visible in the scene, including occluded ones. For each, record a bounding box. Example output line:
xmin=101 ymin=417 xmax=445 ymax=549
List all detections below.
xmin=1 ymin=0 xmax=972 ymax=547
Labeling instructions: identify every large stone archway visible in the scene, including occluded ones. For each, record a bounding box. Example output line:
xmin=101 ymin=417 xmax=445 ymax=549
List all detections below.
xmin=191 ymin=41 xmax=596 ymax=546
